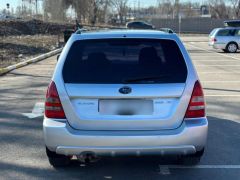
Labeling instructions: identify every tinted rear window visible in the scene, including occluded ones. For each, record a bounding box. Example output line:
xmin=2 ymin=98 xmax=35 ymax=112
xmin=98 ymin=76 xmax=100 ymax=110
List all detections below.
xmin=63 ymin=38 xmax=187 ymax=84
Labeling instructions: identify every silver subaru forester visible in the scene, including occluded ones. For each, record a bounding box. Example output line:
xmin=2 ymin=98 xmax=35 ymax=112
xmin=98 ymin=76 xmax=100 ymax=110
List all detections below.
xmin=43 ymin=30 xmax=208 ymax=167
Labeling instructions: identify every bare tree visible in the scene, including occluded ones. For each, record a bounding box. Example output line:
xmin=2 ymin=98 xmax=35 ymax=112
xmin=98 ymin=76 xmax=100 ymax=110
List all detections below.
xmin=112 ymin=0 xmax=128 ymax=24
xmin=87 ymin=0 xmax=112 ymax=25
xmin=228 ymin=0 xmax=240 ymax=18
xmin=209 ymin=0 xmax=229 ymax=19
xmin=42 ymin=0 xmax=113 ymax=24
xmin=173 ymin=0 xmax=180 ymax=18
xmin=157 ymin=0 xmax=175 ymax=18
xmin=43 ymin=0 xmax=68 ymax=22
xmin=183 ymin=2 xmax=195 ymax=18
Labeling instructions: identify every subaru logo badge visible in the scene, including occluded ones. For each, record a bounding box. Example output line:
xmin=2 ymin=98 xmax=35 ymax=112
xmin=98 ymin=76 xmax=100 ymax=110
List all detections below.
xmin=119 ymin=86 xmax=132 ymax=94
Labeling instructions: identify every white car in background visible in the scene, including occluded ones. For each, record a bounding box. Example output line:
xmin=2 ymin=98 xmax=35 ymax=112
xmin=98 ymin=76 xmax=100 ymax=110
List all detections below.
xmin=209 ymin=27 xmax=240 ymax=53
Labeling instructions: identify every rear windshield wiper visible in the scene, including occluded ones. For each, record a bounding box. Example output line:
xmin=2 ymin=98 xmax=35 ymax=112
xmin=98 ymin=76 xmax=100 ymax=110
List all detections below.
xmin=123 ymin=75 xmax=170 ymax=83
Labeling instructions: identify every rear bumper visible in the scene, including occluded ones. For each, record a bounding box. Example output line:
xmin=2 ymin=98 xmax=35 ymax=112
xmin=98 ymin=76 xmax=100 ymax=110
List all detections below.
xmin=43 ymin=118 xmax=208 ymax=156
xmin=209 ymin=42 xmax=226 ymax=50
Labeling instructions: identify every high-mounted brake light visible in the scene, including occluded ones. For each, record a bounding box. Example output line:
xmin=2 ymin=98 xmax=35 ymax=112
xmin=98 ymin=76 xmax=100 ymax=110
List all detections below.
xmin=45 ymin=81 xmax=66 ymax=119
xmin=185 ymin=81 xmax=205 ymax=118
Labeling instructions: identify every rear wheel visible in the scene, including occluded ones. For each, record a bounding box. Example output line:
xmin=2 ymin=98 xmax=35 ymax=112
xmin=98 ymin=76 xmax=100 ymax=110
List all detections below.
xmin=222 ymin=49 xmax=228 ymax=53
xmin=178 ymin=149 xmax=204 ymax=165
xmin=226 ymin=42 xmax=238 ymax=53
xmin=46 ymin=147 xmax=71 ymax=167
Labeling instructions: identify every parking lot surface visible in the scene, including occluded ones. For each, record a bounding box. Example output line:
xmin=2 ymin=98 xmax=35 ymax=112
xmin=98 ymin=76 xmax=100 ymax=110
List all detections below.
xmin=0 ymin=36 xmax=240 ymax=179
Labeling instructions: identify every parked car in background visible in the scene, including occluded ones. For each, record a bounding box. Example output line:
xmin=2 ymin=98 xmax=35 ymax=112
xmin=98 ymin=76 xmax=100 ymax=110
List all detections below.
xmin=43 ymin=29 xmax=208 ymax=167
xmin=159 ymin=28 xmax=174 ymax=34
xmin=224 ymin=20 xmax=240 ymax=27
xmin=126 ymin=21 xmax=155 ymax=29
xmin=209 ymin=27 xmax=240 ymax=53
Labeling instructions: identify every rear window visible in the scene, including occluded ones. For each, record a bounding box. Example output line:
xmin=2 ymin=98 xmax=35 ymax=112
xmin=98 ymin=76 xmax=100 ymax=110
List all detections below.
xmin=63 ymin=38 xmax=187 ymax=84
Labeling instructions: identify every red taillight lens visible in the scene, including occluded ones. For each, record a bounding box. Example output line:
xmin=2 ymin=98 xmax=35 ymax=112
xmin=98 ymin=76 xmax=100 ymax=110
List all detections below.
xmin=45 ymin=81 xmax=66 ymax=119
xmin=185 ymin=81 xmax=205 ymax=118
xmin=211 ymin=38 xmax=217 ymax=42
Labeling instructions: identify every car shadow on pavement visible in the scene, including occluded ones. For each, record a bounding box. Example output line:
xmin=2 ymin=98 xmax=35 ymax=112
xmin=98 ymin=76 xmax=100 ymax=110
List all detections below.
xmin=0 ymin=116 xmax=239 ymax=179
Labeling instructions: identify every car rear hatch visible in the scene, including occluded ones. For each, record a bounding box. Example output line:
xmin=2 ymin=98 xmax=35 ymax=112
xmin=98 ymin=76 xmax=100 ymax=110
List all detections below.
xmin=208 ymin=28 xmax=218 ymax=45
xmin=61 ymin=38 xmax=188 ymax=130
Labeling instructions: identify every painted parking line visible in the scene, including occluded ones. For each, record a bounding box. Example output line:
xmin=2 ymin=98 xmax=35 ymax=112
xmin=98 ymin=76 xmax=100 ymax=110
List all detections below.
xmin=192 ymin=60 xmax=239 ymax=62
xmin=187 ymin=42 xmax=207 ymax=44
xmin=22 ymin=102 xmax=44 ymax=118
xmin=187 ymin=43 xmax=240 ymax=61
xmin=196 ymin=65 xmax=240 ymax=67
xmin=205 ymin=95 xmax=240 ymax=97
xmin=199 ymin=72 xmax=240 ymax=74
xmin=202 ymin=81 xmax=240 ymax=83
xmin=158 ymin=165 xmax=240 ymax=175
xmin=168 ymin=165 xmax=240 ymax=169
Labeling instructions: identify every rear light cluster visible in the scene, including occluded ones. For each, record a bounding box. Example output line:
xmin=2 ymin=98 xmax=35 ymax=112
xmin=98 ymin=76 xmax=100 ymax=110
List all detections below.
xmin=211 ymin=38 xmax=217 ymax=42
xmin=45 ymin=81 xmax=66 ymax=119
xmin=185 ymin=81 xmax=205 ymax=118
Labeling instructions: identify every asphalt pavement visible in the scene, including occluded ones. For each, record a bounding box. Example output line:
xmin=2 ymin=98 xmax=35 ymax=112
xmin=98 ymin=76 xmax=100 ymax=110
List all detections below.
xmin=0 ymin=36 xmax=240 ymax=179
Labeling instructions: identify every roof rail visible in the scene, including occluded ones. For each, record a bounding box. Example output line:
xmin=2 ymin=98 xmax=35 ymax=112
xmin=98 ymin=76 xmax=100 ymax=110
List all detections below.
xmin=75 ymin=28 xmax=88 ymax=34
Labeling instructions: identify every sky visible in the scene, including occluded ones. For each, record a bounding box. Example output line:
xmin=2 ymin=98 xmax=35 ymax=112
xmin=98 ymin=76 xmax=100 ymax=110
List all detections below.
xmin=0 ymin=0 xmax=22 ymax=10
xmin=0 ymin=0 xmax=205 ymax=11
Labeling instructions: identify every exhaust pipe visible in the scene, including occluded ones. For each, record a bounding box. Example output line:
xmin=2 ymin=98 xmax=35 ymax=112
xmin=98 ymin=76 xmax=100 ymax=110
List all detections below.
xmin=77 ymin=152 xmax=99 ymax=163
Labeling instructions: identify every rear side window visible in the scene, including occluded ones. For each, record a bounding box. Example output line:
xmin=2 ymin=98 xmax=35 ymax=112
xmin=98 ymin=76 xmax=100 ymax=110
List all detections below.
xmin=217 ymin=29 xmax=235 ymax=36
xmin=210 ymin=29 xmax=217 ymax=36
xmin=234 ymin=29 xmax=240 ymax=36
xmin=63 ymin=38 xmax=187 ymax=84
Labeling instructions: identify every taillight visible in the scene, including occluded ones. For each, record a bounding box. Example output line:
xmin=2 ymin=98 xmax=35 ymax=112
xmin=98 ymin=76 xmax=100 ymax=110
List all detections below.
xmin=185 ymin=81 xmax=205 ymax=118
xmin=211 ymin=38 xmax=217 ymax=42
xmin=45 ymin=81 xmax=66 ymax=119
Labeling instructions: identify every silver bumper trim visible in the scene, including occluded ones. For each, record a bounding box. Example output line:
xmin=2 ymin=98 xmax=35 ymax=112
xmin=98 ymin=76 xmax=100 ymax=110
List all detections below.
xmin=56 ymin=145 xmax=196 ymax=156
xmin=43 ymin=117 xmax=208 ymax=156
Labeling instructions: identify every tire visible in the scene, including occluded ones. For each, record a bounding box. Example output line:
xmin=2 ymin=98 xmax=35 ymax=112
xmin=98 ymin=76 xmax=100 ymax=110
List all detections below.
xmin=178 ymin=149 xmax=204 ymax=165
xmin=46 ymin=147 xmax=71 ymax=167
xmin=222 ymin=49 xmax=228 ymax=53
xmin=226 ymin=42 xmax=238 ymax=53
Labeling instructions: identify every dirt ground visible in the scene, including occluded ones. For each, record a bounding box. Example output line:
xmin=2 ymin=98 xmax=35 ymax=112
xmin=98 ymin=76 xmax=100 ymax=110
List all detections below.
xmin=0 ymin=19 xmax=108 ymax=69
xmin=0 ymin=19 xmax=73 ymax=36
xmin=0 ymin=35 xmax=63 ymax=68
xmin=0 ymin=19 xmax=72 ymax=68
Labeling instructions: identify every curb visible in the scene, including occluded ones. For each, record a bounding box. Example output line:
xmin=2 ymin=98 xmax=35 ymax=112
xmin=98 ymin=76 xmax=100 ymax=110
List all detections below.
xmin=0 ymin=48 xmax=63 ymax=76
